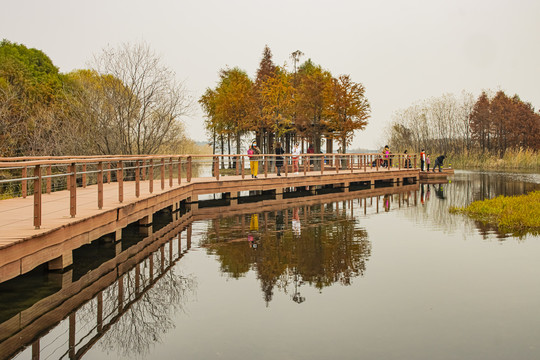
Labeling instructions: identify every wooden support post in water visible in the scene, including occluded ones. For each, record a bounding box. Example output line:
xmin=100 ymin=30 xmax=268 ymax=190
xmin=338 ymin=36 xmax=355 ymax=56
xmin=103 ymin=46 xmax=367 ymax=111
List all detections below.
xmin=69 ymin=313 xmax=76 ymax=358
xmin=97 ymin=292 xmax=103 ymax=333
xmin=32 ymin=340 xmax=39 ymax=360
xmin=46 ymin=165 xmax=52 ymax=194
xmin=22 ymin=166 xmax=27 ymax=198
xmin=149 ymin=159 xmax=154 ymax=193
xmin=33 ymin=165 xmax=41 ymax=229
xmin=69 ymin=163 xmax=76 ymax=217
xmin=97 ymin=162 xmax=103 ymax=209
xmin=118 ymin=161 xmax=124 ymax=203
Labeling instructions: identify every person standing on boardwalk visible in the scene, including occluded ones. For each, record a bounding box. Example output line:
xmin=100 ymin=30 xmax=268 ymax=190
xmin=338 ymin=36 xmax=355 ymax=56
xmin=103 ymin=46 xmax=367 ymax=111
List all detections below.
xmin=292 ymin=142 xmax=300 ymax=174
xmin=420 ymin=149 xmax=426 ymax=171
xmin=426 ymin=154 xmax=431 ymax=171
xmin=248 ymin=141 xmax=261 ymax=178
xmin=275 ymin=142 xmax=284 ymax=176
xmin=432 ymin=155 xmax=445 ymax=172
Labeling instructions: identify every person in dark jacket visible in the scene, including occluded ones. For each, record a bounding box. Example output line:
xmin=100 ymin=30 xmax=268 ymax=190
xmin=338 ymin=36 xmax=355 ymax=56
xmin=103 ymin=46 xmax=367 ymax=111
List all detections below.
xmin=432 ymin=155 xmax=446 ymax=172
xmin=275 ymin=142 xmax=284 ymax=176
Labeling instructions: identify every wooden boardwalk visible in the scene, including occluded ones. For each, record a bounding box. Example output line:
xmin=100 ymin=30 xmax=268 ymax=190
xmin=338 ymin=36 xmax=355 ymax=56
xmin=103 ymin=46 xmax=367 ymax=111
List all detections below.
xmin=0 ymin=157 xmax=419 ymax=283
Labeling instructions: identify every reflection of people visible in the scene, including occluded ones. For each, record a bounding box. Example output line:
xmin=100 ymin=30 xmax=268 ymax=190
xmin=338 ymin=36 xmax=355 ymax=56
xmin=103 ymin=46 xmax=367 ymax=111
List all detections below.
xmin=383 ymin=194 xmax=391 ymax=212
xmin=248 ymin=141 xmax=261 ymax=178
xmin=292 ymin=208 xmax=301 ymax=236
xmin=432 ymin=155 xmax=445 ymax=172
xmin=249 ymin=214 xmax=259 ymax=249
xmin=275 ymin=210 xmax=284 ymax=239
xmin=421 ymin=184 xmax=425 ymax=205
xmin=433 ymin=184 xmax=445 ymax=199
xmin=275 ymin=142 xmax=284 ymax=176
xmin=250 ymin=214 xmax=259 ymax=231
xmin=292 ymin=142 xmax=300 ymax=174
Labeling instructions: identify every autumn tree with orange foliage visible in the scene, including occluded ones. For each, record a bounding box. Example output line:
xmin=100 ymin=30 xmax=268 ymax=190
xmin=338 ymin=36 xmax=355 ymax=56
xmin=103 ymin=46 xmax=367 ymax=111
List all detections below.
xmin=200 ymin=46 xmax=371 ymax=155
xmin=325 ymin=75 xmax=370 ymax=153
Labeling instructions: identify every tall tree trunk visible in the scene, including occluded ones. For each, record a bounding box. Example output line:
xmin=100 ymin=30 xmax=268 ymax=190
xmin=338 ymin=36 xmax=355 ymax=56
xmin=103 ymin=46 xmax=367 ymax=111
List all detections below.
xmin=220 ymin=134 xmax=225 ymax=168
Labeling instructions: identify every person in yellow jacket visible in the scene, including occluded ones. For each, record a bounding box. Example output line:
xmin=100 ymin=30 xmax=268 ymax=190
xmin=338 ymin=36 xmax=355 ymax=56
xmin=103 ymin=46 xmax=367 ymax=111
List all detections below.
xmin=248 ymin=141 xmax=261 ymax=178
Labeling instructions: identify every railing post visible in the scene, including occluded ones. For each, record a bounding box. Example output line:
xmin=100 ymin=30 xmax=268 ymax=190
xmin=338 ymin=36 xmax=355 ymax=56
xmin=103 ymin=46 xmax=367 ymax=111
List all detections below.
xmin=141 ymin=160 xmax=146 ymax=181
xmin=241 ymin=156 xmax=245 ymax=179
xmin=399 ymin=154 xmax=402 ymax=170
xmin=303 ymin=155 xmax=307 ymax=175
xmin=178 ymin=157 xmax=182 ymax=184
xmin=46 ymin=165 xmax=52 ymax=194
xmin=236 ymin=156 xmax=240 ymax=176
xmin=350 ymin=155 xmax=353 ymax=173
xmin=169 ymin=157 xmax=173 ymax=187
xmin=414 ymin=154 xmax=417 ymax=169
xmin=33 ymin=165 xmax=41 ymax=229
xmin=118 ymin=161 xmax=124 ymax=203
xmin=336 ymin=154 xmax=339 ymax=173
xmin=97 ymin=162 xmax=103 ymax=209
xmin=107 ymin=162 xmax=111 ymax=183
xmin=321 ymin=155 xmax=325 ymax=174
xmin=149 ymin=159 xmax=154 ymax=193
xmin=376 ymin=155 xmax=380 ymax=171
xmin=69 ymin=163 xmax=76 ymax=218
xmin=285 ymin=155 xmax=289 ymax=177
xmin=22 ymin=166 xmax=27 ymax=198
xmin=264 ymin=156 xmax=268 ymax=178
xmin=161 ymin=158 xmax=165 ymax=190
xmin=187 ymin=156 xmax=192 ymax=182
xmin=82 ymin=164 xmax=87 ymax=188
xmin=135 ymin=160 xmax=140 ymax=198
xmin=214 ymin=156 xmax=220 ymax=180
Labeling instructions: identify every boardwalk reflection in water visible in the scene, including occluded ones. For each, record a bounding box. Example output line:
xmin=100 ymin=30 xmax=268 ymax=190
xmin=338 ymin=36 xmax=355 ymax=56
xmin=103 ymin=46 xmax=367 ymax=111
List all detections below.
xmin=1 ymin=214 xmax=196 ymax=360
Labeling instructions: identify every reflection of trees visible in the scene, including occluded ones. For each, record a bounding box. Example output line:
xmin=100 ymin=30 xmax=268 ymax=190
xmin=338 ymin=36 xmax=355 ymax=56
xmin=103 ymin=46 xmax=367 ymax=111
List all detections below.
xmin=202 ymin=204 xmax=370 ymax=304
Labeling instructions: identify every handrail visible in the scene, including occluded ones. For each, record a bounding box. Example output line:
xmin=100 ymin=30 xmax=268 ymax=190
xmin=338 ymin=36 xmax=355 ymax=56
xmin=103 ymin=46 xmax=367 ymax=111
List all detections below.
xmin=0 ymin=153 xmax=418 ymax=229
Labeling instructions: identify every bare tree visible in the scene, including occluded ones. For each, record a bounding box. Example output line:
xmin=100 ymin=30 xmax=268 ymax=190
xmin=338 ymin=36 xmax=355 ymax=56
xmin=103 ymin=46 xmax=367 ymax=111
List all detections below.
xmin=92 ymin=42 xmax=192 ymax=155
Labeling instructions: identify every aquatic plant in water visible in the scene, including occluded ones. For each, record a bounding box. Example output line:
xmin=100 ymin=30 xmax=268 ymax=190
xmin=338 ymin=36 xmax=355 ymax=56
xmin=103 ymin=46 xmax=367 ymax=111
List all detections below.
xmin=450 ymin=191 xmax=540 ymax=236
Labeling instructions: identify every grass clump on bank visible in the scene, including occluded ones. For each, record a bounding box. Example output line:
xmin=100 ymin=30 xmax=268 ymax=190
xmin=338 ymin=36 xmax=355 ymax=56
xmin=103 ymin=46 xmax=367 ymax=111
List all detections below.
xmin=450 ymin=191 xmax=540 ymax=236
xmin=450 ymin=148 xmax=539 ymax=171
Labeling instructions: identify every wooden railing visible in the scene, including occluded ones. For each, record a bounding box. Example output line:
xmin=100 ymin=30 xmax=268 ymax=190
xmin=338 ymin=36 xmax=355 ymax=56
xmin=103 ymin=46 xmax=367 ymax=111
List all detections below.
xmin=0 ymin=153 xmax=417 ymax=229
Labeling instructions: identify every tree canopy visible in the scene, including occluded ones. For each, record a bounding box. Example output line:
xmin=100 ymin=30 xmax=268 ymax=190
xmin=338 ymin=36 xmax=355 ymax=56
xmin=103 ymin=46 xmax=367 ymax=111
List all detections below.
xmin=200 ymin=46 xmax=371 ymax=154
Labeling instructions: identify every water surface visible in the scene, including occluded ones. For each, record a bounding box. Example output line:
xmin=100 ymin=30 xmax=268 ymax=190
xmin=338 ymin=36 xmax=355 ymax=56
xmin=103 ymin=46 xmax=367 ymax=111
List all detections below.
xmin=4 ymin=170 xmax=540 ymax=360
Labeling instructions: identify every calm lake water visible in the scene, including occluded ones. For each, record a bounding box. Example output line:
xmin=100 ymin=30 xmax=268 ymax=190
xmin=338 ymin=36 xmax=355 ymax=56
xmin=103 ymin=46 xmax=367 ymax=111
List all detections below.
xmin=3 ymin=170 xmax=540 ymax=360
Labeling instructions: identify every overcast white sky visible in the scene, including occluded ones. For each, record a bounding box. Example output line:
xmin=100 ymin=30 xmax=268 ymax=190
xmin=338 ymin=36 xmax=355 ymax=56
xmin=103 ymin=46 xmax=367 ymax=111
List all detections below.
xmin=2 ymin=0 xmax=539 ymax=149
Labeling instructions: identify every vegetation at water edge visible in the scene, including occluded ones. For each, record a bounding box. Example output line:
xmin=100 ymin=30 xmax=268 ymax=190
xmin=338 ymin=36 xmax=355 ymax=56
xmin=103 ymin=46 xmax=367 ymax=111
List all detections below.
xmin=450 ymin=191 xmax=540 ymax=236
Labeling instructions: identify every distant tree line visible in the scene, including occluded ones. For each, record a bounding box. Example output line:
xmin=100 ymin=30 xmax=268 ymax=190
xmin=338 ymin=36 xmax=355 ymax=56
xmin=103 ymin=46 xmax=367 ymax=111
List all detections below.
xmin=0 ymin=40 xmax=193 ymax=157
xmin=386 ymin=90 xmax=540 ymax=156
xmin=199 ymin=46 xmax=371 ymax=156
